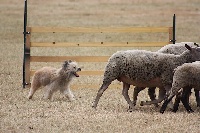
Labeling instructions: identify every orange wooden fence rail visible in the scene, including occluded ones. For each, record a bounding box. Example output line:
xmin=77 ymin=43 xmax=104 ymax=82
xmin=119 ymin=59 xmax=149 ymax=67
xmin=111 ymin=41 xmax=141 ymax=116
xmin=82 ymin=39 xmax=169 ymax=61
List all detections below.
xmin=23 ymin=26 xmax=174 ymax=88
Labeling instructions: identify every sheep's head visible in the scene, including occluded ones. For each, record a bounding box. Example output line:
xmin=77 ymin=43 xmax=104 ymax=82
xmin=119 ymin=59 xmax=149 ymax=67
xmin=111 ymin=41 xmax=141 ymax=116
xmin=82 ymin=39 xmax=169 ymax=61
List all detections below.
xmin=185 ymin=44 xmax=200 ymax=62
xmin=62 ymin=60 xmax=81 ymax=77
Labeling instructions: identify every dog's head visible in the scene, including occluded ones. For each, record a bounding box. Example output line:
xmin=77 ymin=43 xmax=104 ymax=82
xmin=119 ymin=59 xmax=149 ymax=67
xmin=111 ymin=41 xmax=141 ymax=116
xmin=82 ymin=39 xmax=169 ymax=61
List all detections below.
xmin=62 ymin=60 xmax=81 ymax=77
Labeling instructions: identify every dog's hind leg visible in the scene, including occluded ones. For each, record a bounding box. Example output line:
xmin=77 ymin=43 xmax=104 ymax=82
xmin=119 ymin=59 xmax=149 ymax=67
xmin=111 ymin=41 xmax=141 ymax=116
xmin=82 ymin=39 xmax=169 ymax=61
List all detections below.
xmin=28 ymin=78 xmax=41 ymax=99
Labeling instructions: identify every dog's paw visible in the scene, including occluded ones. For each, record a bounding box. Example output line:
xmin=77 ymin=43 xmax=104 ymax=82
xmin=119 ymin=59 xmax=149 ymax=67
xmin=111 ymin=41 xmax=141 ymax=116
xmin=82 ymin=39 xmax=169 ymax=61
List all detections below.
xmin=27 ymin=95 xmax=32 ymax=99
xmin=68 ymin=97 xmax=76 ymax=101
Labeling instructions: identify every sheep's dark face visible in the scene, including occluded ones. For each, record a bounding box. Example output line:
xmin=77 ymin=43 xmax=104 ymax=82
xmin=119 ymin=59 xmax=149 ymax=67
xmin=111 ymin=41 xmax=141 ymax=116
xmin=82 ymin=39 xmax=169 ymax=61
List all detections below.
xmin=62 ymin=60 xmax=81 ymax=77
xmin=186 ymin=44 xmax=200 ymax=62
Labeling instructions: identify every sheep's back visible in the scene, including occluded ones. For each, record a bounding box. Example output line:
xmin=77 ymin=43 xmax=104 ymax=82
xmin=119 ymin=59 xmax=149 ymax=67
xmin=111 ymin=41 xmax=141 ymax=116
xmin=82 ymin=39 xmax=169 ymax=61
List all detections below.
xmin=108 ymin=50 xmax=177 ymax=82
xmin=158 ymin=42 xmax=197 ymax=55
xmin=173 ymin=62 xmax=200 ymax=87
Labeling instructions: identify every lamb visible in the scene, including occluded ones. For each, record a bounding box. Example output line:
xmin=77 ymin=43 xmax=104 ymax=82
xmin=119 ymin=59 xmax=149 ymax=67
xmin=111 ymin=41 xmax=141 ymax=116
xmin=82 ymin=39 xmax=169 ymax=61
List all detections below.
xmin=134 ymin=42 xmax=200 ymax=107
xmin=160 ymin=61 xmax=200 ymax=113
xmin=92 ymin=44 xmax=200 ymax=111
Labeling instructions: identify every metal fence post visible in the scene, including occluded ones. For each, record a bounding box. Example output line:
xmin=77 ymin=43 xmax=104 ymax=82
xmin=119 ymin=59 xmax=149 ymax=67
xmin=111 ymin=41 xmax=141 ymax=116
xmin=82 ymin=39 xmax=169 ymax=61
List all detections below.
xmin=173 ymin=14 xmax=176 ymax=44
xmin=23 ymin=0 xmax=27 ymax=88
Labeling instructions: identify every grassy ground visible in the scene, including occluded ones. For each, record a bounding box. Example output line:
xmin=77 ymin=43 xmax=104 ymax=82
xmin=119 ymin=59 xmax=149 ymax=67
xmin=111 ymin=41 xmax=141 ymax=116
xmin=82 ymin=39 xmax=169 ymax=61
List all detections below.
xmin=0 ymin=0 xmax=200 ymax=132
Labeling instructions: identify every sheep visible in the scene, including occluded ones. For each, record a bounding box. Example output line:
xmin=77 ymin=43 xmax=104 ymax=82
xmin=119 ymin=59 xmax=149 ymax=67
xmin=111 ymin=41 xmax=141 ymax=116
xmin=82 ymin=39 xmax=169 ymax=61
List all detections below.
xmin=134 ymin=42 xmax=200 ymax=107
xmin=92 ymin=44 xmax=200 ymax=111
xmin=160 ymin=61 xmax=200 ymax=113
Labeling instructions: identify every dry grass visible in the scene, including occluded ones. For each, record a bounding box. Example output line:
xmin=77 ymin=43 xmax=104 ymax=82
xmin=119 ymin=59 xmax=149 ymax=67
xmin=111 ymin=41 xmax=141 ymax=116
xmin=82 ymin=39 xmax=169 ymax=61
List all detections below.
xmin=1 ymin=0 xmax=200 ymax=132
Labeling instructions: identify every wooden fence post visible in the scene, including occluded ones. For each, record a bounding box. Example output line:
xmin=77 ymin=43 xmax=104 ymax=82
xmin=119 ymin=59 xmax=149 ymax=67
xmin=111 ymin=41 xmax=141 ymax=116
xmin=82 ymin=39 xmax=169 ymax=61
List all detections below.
xmin=168 ymin=27 xmax=173 ymax=44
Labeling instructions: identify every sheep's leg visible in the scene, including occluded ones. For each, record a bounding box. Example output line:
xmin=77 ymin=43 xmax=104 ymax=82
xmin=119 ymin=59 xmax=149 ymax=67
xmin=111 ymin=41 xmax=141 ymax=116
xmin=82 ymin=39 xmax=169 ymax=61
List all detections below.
xmin=92 ymin=82 xmax=111 ymax=109
xmin=172 ymin=92 xmax=182 ymax=112
xmin=181 ymin=88 xmax=194 ymax=113
xmin=173 ymin=87 xmax=194 ymax=113
xmin=160 ymin=95 xmax=174 ymax=113
xmin=148 ymin=87 xmax=159 ymax=107
xmin=122 ymin=83 xmax=134 ymax=112
xmin=140 ymin=88 xmax=165 ymax=106
xmin=161 ymin=87 xmax=185 ymax=113
xmin=194 ymin=89 xmax=200 ymax=107
xmin=132 ymin=87 xmax=145 ymax=106
xmin=160 ymin=94 xmax=175 ymax=114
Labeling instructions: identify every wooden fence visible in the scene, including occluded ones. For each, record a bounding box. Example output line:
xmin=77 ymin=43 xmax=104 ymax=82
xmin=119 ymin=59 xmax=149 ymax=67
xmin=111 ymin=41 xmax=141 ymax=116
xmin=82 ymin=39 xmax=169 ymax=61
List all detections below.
xmin=22 ymin=0 xmax=176 ymax=88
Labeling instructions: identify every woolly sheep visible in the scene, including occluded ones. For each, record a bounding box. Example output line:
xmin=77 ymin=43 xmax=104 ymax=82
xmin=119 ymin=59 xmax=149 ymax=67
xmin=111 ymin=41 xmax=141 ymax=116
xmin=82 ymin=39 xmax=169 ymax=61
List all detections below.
xmin=92 ymin=44 xmax=200 ymax=111
xmin=160 ymin=61 xmax=200 ymax=113
xmin=134 ymin=42 xmax=200 ymax=107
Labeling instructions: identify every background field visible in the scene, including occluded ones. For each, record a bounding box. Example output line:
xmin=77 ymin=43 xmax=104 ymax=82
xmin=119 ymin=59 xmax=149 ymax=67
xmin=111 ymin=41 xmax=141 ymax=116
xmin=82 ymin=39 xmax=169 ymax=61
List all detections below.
xmin=0 ymin=0 xmax=200 ymax=132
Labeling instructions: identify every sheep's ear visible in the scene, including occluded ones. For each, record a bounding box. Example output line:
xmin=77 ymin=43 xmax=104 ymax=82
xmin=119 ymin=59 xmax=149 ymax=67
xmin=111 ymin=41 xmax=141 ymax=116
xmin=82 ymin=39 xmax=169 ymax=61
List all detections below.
xmin=185 ymin=44 xmax=192 ymax=50
xmin=194 ymin=42 xmax=199 ymax=47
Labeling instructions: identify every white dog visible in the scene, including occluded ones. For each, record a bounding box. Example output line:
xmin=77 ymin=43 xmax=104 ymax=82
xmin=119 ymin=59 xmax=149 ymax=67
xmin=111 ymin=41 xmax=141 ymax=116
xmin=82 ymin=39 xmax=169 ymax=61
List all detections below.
xmin=28 ymin=60 xmax=81 ymax=101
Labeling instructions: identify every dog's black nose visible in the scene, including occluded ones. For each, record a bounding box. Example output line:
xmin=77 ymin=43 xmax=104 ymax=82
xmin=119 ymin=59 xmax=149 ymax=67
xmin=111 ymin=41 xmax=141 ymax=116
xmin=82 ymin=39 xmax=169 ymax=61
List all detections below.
xmin=78 ymin=68 xmax=81 ymax=71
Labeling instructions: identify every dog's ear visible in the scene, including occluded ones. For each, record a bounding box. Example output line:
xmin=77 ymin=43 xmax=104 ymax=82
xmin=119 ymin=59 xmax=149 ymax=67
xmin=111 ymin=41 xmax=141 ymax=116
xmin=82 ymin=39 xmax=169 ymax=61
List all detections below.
xmin=63 ymin=60 xmax=72 ymax=68
xmin=63 ymin=61 xmax=69 ymax=68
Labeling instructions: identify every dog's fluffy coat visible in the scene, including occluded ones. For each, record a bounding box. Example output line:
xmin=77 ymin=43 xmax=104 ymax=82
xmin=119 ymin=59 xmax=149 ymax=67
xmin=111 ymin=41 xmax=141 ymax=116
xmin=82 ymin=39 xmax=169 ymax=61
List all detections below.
xmin=28 ymin=60 xmax=81 ymax=101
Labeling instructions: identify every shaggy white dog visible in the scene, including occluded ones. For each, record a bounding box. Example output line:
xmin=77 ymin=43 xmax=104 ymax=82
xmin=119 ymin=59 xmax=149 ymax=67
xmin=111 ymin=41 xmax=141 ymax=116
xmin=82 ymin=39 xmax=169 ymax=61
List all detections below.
xmin=28 ymin=60 xmax=81 ymax=101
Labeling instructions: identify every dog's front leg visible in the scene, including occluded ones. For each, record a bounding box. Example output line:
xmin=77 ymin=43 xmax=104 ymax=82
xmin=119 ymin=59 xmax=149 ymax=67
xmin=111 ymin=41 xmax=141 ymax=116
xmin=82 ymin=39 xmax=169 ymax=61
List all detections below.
xmin=62 ymin=86 xmax=75 ymax=101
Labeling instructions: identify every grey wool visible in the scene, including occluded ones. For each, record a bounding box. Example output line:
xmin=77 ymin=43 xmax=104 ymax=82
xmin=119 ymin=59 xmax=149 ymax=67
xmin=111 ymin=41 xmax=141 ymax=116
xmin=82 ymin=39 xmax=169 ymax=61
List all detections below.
xmin=134 ymin=42 xmax=200 ymax=107
xmin=157 ymin=42 xmax=199 ymax=54
xmin=92 ymin=44 xmax=200 ymax=111
xmin=172 ymin=61 xmax=200 ymax=93
xmin=160 ymin=61 xmax=200 ymax=113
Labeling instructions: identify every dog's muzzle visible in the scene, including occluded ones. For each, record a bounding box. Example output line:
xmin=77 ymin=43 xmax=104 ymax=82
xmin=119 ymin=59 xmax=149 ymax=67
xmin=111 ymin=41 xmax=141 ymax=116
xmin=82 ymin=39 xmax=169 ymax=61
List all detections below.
xmin=77 ymin=68 xmax=81 ymax=71
xmin=73 ymin=68 xmax=81 ymax=77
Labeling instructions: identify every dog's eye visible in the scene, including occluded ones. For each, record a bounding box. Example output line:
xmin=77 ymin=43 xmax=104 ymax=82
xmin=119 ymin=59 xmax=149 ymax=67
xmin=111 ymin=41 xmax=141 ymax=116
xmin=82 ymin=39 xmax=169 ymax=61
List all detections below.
xmin=74 ymin=67 xmax=76 ymax=69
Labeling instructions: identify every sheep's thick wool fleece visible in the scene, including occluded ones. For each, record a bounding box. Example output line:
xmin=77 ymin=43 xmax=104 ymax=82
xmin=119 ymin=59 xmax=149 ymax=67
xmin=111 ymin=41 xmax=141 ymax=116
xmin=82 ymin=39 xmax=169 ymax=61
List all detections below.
xmin=157 ymin=42 xmax=196 ymax=54
xmin=173 ymin=62 xmax=200 ymax=88
xmin=103 ymin=49 xmax=190 ymax=86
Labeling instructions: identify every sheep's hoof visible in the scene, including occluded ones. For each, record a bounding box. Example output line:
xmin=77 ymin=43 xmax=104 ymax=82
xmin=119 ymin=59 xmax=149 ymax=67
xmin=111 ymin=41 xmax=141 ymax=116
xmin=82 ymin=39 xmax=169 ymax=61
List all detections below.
xmin=187 ymin=109 xmax=194 ymax=113
xmin=127 ymin=108 xmax=134 ymax=112
xmin=132 ymin=101 xmax=136 ymax=106
xmin=171 ymin=108 xmax=178 ymax=113
xmin=154 ymin=103 xmax=159 ymax=108
xmin=159 ymin=109 xmax=165 ymax=114
xmin=140 ymin=101 xmax=145 ymax=106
